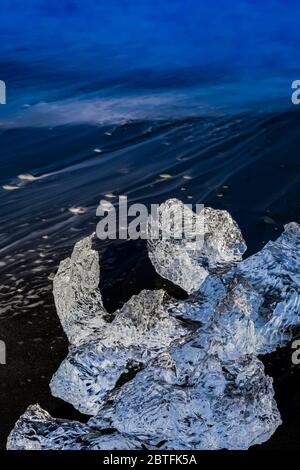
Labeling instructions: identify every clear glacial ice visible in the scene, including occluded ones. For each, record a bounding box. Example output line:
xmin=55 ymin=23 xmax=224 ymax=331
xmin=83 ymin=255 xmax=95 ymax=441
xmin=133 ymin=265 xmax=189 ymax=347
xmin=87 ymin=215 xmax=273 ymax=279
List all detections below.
xmin=7 ymin=199 xmax=300 ymax=450
xmin=147 ymin=199 xmax=246 ymax=293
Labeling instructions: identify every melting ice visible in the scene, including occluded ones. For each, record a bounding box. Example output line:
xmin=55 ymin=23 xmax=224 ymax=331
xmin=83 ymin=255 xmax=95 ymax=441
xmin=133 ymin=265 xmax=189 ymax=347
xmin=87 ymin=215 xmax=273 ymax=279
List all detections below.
xmin=8 ymin=199 xmax=300 ymax=450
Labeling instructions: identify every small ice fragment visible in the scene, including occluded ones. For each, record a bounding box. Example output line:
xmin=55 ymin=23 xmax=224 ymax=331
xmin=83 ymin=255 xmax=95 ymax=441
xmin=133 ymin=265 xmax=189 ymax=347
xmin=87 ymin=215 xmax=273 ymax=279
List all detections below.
xmin=18 ymin=173 xmax=36 ymax=181
xmin=99 ymin=200 xmax=114 ymax=212
xmin=88 ymin=327 xmax=281 ymax=450
xmin=93 ymin=148 xmax=102 ymax=153
xmin=159 ymin=174 xmax=172 ymax=180
xmin=52 ymin=235 xmax=106 ymax=345
xmin=229 ymin=222 xmax=300 ymax=353
xmin=68 ymin=207 xmax=87 ymax=215
xmin=2 ymin=184 xmax=19 ymax=191
xmin=183 ymin=175 xmax=192 ymax=180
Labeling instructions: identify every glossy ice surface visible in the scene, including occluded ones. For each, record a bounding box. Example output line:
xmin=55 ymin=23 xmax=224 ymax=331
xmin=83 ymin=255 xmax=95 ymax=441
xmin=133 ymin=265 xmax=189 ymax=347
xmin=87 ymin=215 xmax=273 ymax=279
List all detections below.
xmin=9 ymin=199 xmax=300 ymax=450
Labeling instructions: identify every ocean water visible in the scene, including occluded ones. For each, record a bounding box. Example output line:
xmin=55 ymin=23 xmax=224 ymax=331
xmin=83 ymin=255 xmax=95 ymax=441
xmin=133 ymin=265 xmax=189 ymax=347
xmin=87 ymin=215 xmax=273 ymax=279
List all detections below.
xmin=1 ymin=0 xmax=300 ymax=449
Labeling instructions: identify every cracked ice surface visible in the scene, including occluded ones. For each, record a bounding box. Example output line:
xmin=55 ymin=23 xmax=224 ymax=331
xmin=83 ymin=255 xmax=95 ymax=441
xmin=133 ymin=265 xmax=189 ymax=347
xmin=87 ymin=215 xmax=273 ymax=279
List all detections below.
xmin=7 ymin=405 xmax=145 ymax=450
xmin=164 ymin=217 xmax=300 ymax=356
xmin=51 ymin=236 xmax=188 ymax=415
xmin=147 ymin=199 xmax=246 ymax=293
xmin=50 ymin=288 xmax=188 ymax=415
xmin=88 ymin=329 xmax=281 ymax=449
xmin=7 ymin=199 xmax=300 ymax=450
xmin=230 ymin=222 xmax=300 ymax=353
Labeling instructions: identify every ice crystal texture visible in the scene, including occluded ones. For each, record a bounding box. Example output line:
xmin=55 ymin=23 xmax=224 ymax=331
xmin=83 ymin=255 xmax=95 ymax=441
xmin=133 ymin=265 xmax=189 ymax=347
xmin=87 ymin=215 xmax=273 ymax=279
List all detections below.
xmin=50 ymin=287 xmax=188 ymax=415
xmin=147 ymin=199 xmax=246 ymax=293
xmin=8 ymin=199 xmax=300 ymax=450
xmin=7 ymin=405 xmax=145 ymax=450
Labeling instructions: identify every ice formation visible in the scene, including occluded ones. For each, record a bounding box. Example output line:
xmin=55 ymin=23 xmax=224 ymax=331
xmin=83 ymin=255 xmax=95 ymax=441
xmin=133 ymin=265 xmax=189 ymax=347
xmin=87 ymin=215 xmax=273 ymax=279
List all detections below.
xmin=8 ymin=199 xmax=300 ymax=450
xmin=147 ymin=199 xmax=246 ymax=293
xmin=50 ymin=288 xmax=188 ymax=415
xmin=7 ymin=405 xmax=145 ymax=450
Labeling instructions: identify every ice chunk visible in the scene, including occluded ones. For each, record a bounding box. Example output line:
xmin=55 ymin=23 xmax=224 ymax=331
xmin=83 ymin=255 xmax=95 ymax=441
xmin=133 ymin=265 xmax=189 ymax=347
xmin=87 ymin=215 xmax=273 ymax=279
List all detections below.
xmin=227 ymin=222 xmax=300 ymax=353
xmin=9 ymin=329 xmax=281 ymax=451
xmin=9 ymin=206 xmax=300 ymax=451
xmin=50 ymin=289 xmax=189 ymax=415
xmin=53 ymin=235 xmax=107 ymax=346
xmin=147 ymin=199 xmax=246 ymax=293
xmin=7 ymin=405 xmax=144 ymax=450
xmin=88 ymin=326 xmax=281 ymax=450
xmin=166 ymin=222 xmax=300 ymax=355
xmin=52 ymin=237 xmax=188 ymax=414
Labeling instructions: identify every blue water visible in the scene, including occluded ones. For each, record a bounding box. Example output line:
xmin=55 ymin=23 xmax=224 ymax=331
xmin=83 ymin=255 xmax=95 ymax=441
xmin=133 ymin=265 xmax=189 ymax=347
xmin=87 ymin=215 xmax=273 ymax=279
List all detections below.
xmin=1 ymin=0 xmax=299 ymax=119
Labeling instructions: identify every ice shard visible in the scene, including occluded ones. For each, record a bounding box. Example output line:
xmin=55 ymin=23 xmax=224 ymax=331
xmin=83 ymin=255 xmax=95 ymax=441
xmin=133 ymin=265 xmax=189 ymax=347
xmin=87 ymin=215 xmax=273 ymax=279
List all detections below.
xmin=53 ymin=235 xmax=107 ymax=346
xmin=8 ymin=201 xmax=300 ymax=450
xmin=147 ymin=199 xmax=246 ymax=293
